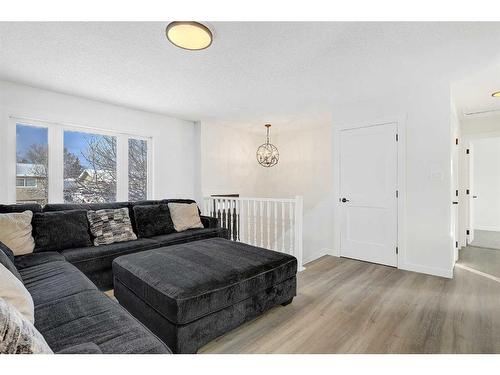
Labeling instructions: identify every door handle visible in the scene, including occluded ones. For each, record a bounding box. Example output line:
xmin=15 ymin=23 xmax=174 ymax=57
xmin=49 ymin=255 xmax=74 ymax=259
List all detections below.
xmin=452 ymin=201 xmax=458 ymax=205
xmin=341 ymin=198 xmax=350 ymax=203
xmin=473 ymin=195 xmax=478 ymax=199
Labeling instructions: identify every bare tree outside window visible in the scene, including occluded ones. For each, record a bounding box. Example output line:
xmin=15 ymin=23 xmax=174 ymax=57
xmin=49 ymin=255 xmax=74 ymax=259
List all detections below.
xmin=64 ymin=132 xmax=117 ymax=203
xmin=128 ymin=139 xmax=148 ymax=201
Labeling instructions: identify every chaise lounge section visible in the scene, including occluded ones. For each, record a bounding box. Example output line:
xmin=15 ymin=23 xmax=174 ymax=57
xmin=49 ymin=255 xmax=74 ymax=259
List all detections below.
xmin=14 ymin=251 xmax=170 ymax=353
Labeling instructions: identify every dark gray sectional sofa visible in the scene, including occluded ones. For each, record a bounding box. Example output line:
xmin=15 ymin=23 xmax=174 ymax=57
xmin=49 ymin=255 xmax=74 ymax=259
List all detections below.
xmin=0 ymin=199 xmax=227 ymax=354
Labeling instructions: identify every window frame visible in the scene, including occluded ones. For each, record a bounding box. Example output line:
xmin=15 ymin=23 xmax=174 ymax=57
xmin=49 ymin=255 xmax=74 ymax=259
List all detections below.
xmin=9 ymin=117 xmax=153 ymax=204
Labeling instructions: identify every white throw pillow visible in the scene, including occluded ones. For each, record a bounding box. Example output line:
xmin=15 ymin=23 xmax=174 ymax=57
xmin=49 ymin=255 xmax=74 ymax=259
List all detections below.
xmin=0 ymin=297 xmax=52 ymax=354
xmin=0 ymin=211 xmax=35 ymax=255
xmin=0 ymin=263 xmax=34 ymax=323
xmin=168 ymin=203 xmax=204 ymax=232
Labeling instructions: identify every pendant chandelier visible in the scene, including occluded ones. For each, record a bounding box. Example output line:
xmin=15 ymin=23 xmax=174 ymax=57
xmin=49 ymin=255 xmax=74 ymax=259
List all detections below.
xmin=256 ymin=124 xmax=279 ymax=167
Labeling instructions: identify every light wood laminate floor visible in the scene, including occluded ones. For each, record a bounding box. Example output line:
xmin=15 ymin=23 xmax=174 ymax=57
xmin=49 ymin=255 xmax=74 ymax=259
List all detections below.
xmin=199 ymin=255 xmax=500 ymax=354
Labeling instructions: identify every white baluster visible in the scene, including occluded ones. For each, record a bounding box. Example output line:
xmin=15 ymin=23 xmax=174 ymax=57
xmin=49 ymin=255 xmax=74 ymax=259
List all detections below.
xmin=266 ymin=201 xmax=271 ymax=249
xmin=294 ymin=196 xmax=304 ymax=271
xmin=247 ymin=200 xmax=251 ymax=245
xmin=274 ymin=201 xmax=278 ymax=250
xmin=281 ymin=202 xmax=286 ymax=252
xmin=289 ymin=201 xmax=294 ymax=256
xmin=259 ymin=201 xmax=264 ymax=247
xmin=253 ymin=200 xmax=257 ymax=246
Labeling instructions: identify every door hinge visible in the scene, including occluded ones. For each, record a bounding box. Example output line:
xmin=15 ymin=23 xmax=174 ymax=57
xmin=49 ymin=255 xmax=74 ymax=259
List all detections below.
xmin=396 ymin=246 xmax=399 ymax=255
xmin=466 ymin=149 xmax=470 ymax=154
xmin=466 ymin=189 xmax=470 ymax=195
xmin=455 ymin=138 xmax=459 ymax=145
xmin=396 ymin=133 xmax=399 ymax=142
xmin=455 ymin=190 xmax=459 ymax=197
xmin=396 ymin=190 xmax=399 ymax=198
xmin=466 ymin=229 xmax=470 ymax=236
xmin=455 ymin=241 xmax=459 ymax=248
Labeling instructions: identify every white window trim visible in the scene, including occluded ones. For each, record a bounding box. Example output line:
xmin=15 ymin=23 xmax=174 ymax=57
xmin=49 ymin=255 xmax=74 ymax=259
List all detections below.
xmin=9 ymin=116 xmax=154 ymax=204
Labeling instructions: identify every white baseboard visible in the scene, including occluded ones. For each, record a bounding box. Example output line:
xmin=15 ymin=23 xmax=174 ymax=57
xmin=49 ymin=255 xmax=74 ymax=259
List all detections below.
xmin=474 ymin=226 xmax=500 ymax=232
xmin=399 ymin=262 xmax=454 ymax=279
xmin=303 ymin=248 xmax=336 ymax=264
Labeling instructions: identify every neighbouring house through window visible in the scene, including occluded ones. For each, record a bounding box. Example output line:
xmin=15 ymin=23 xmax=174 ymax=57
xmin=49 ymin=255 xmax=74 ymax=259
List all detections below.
xmin=16 ymin=124 xmax=49 ymax=205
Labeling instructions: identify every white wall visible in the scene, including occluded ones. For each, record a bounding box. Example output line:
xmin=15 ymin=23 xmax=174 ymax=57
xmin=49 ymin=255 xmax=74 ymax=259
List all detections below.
xmin=471 ymin=137 xmax=500 ymax=231
xmin=259 ymin=125 xmax=334 ymax=264
xmin=331 ymin=80 xmax=455 ymax=278
xmin=0 ymin=80 xmax=199 ymax=203
xmin=200 ymin=122 xmax=263 ymax=197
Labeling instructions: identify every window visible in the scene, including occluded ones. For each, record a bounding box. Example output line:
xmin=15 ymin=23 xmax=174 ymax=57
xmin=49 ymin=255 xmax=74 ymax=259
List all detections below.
xmin=15 ymin=121 xmax=150 ymax=205
xmin=128 ymin=138 xmax=148 ymax=201
xmin=63 ymin=131 xmax=117 ymax=203
xmin=16 ymin=124 xmax=48 ymax=204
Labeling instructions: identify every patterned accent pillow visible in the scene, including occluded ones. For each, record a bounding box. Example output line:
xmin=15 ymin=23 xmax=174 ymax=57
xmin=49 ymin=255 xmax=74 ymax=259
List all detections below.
xmin=0 ymin=297 xmax=53 ymax=354
xmin=87 ymin=208 xmax=137 ymax=246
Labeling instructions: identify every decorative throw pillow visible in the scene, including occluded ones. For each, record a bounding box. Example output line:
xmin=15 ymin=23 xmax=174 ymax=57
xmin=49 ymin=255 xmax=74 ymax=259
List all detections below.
xmin=0 ymin=263 xmax=34 ymax=323
xmin=132 ymin=204 xmax=176 ymax=238
xmin=0 ymin=211 xmax=35 ymax=256
xmin=0 ymin=297 xmax=53 ymax=354
xmin=167 ymin=203 xmax=204 ymax=232
xmin=32 ymin=210 xmax=92 ymax=252
xmin=0 ymin=242 xmax=23 ymax=283
xmin=87 ymin=208 xmax=137 ymax=246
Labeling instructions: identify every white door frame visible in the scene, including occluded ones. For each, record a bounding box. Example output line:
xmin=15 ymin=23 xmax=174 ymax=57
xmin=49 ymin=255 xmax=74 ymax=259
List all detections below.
xmin=333 ymin=115 xmax=407 ymax=269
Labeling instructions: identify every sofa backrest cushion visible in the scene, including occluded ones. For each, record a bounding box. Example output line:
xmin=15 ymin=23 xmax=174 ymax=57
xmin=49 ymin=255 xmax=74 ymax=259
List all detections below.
xmin=32 ymin=210 xmax=92 ymax=252
xmin=43 ymin=202 xmax=129 ymax=213
xmin=0 ymin=241 xmax=23 ymax=282
xmin=0 ymin=204 xmax=42 ymax=214
xmin=132 ymin=204 xmax=176 ymax=238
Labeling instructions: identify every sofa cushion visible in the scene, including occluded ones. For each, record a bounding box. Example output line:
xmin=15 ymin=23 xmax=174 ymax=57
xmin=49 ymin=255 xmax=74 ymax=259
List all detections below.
xmin=42 ymin=202 xmax=129 ymax=212
xmin=149 ymin=227 xmax=226 ymax=247
xmin=15 ymin=251 xmax=65 ymax=270
xmin=33 ymin=210 xmax=92 ymax=252
xmin=0 ymin=211 xmax=35 ymax=256
xmin=61 ymin=238 xmax=159 ymax=274
xmin=132 ymin=204 xmax=175 ymax=238
xmin=19 ymin=256 xmax=97 ymax=306
xmin=34 ymin=290 xmax=170 ymax=354
xmin=0 ymin=241 xmax=23 ymax=282
xmin=112 ymin=238 xmax=298 ymax=325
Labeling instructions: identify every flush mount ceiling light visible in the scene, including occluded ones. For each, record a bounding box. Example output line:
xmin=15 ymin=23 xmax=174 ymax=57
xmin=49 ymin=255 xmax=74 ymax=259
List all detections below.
xmin=166 ymin=21 xmax=212 ymax=51
xmin=257 ymin=124 xmax=279 ymax=168
xmin=492 ymin=91 xmax=500 ymax=98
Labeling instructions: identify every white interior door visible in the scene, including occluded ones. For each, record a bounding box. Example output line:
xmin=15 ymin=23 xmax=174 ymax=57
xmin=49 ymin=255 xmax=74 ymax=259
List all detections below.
xmin=339 ymin=123 xmax=398 ymax=267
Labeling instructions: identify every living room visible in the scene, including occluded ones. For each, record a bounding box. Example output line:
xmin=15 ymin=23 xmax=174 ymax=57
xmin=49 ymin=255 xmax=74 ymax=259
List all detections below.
xmin=2 ymin=1 xmax=500 ymax=374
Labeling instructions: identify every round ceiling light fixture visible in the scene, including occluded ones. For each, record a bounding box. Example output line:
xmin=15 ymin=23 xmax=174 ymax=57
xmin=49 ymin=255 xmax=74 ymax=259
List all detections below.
xmin=492 ymin=91 xmax=500 ymax=98
xmin=166 ymin=21 xmax=213 ymax=51
xmin=256 ymin=124 xmax=279 ymax=168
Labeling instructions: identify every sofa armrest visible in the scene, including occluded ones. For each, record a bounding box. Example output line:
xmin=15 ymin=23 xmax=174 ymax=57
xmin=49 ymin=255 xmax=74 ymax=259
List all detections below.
xmin=200 ymin=215 xmax=220 ymax=229
xmin=57 ymin=342 xmax=103 ymax=354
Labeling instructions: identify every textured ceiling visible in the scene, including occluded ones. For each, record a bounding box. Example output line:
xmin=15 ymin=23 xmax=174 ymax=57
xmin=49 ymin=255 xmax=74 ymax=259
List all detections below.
xmin=1 ymin=22 xmax=500 ymax=130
